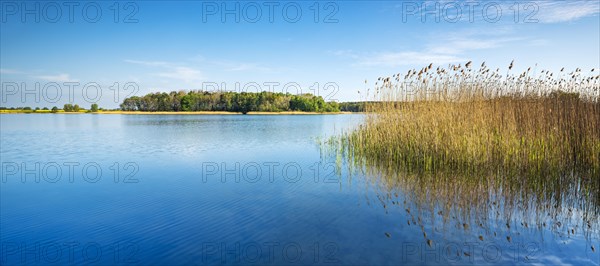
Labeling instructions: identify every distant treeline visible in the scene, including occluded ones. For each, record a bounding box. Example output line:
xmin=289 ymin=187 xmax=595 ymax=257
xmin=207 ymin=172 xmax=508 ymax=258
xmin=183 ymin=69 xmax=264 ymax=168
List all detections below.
xmin=0 ymin=104 xmax=100 ymax=113
xmin=338 ymin=102 xmax=367 ymax=112
xmin=1 ymin=93 xmax=372 ymax=113
xmin=0 ymin=106 xmax=50 ymax=110
xmin=120 ymin=91 xmax=343 ymax=113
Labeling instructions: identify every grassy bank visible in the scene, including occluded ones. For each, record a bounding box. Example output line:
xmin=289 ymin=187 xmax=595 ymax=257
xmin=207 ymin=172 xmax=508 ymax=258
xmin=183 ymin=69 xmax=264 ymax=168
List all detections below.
xmin=103 ymin=110 xmax=351 ymax=115
xmin=0 ymin=109 xmax=352 ymax=115
xmin=0 ymin=109 xmax=85 ymax=114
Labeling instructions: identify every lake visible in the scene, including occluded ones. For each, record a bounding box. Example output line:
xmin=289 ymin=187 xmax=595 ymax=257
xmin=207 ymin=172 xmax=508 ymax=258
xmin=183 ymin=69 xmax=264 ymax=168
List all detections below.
xmin=1 ymin=114 xmax=598 ymax=265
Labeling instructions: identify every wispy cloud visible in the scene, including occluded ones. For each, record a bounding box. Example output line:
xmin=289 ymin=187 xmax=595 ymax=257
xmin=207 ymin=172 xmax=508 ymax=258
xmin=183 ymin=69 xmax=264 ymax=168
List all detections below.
xmin=334 ymin=47 xmax=466 ymax=68
xmin=227 ymin=63 xmax=272 ymax=72
xmin=358 ymin=52 xmax=464 ymax=67
xmin=527 ymin=39 xmax=550 ymax=46
xmin=535 ymin=0 xmax=599 ymax=23
xmin=398 ymin=0 xmax=598 ymax=23
xmin=125 ymin=59 xmax=203 ymax=83
xmin=157 ymin=66 xmax=203 ymax=83
xmin=123 ymin=59 xmax=169 ymax=67
xmin=0 ymin=68 xmax=25 ymax=75
xmin=193 ymin=57 xmax=275 ymax=73
xmin=34 ymin=73 xmax=78 ymax=82
xmin=329 ymin=50 xmax=360 ymax=59
xmin=336 ymin=28 xmax=528 ymax=67
xmin=1 ymin=68 xmax=78 ymax=82
xmin=427 ymin=36 xmax=523 ymax=55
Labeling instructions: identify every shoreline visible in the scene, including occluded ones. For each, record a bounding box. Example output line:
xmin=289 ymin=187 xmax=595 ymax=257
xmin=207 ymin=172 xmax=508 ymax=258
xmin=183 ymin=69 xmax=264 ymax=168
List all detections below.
xmin=0 ymin=110 xmax=355 ymax=115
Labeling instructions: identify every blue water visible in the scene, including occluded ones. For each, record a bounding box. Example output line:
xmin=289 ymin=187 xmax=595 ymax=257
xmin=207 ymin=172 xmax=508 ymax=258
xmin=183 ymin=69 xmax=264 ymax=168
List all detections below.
xmin=1 ymin=114 xmax=598 ymax=265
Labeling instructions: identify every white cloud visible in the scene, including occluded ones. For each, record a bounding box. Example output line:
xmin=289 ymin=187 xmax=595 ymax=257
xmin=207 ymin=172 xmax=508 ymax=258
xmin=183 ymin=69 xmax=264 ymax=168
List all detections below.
xmin=125 ymin=59 xmax=203 ymax=83
xmin=193 ymin=57 xmax=274 ymax=73
xmin=0 ymin=68 xmax=24 ymax=75
xmin=527 ymin=39 xmax=550 ymax=46
xmin=1 ymin=68 xmax=78 ymax=82
xmin=428 ymin=37 xmax=523 ymax=55
xmin=157 ymin=66 xmax=203 ymax=83
xmin=396 ymin=0 xmax=598 ymax=23
xmin=226 ymin=63 xmax=272 ymax=72
xmin=123 ymin=59 xmax=169 ymax=67
xmin=33 ymin=73 xmax=77 ymax=82
xmin=329 ymin=50 xmax=360 ymax=59
xmin=535 ymin=0 xmax=599 ymax=23
xmin=336 ymin=27 xmax=529 ymax=68
xmin=358 ymin=52 xmax=464 ymax=67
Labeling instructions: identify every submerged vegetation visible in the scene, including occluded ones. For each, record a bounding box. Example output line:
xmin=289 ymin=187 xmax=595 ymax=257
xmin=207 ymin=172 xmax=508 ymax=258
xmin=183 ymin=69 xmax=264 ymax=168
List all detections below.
xmin=325 ymin=61 xmax=600 ymax=244
xmin=120 ymin=91 xmax=341 ymax=114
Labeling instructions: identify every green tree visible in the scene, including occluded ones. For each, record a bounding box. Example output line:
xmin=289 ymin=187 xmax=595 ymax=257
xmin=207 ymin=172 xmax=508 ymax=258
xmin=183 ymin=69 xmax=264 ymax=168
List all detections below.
xmin=91 ymin=103 xmax=99 ymax=112
xmin=51 ymin=106 xmax=59 ymax=113
xmin=120 ymin=96 xmax=140 ymax=111
xmin=180 ymin=95 xmax=193 ymax=111
xmin=73 ymin=104 xmax=80 ymax=112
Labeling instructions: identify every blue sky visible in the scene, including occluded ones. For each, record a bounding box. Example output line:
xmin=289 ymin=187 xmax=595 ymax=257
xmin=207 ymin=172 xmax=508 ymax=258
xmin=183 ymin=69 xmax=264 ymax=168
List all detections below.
xmin=1 ymin=1 xmax=599 ymax=108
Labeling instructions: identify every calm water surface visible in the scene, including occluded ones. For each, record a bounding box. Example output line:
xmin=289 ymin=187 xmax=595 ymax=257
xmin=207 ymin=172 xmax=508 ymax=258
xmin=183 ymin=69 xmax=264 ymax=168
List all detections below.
xmin=1 ymin=114 xmax=598 ymax=265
